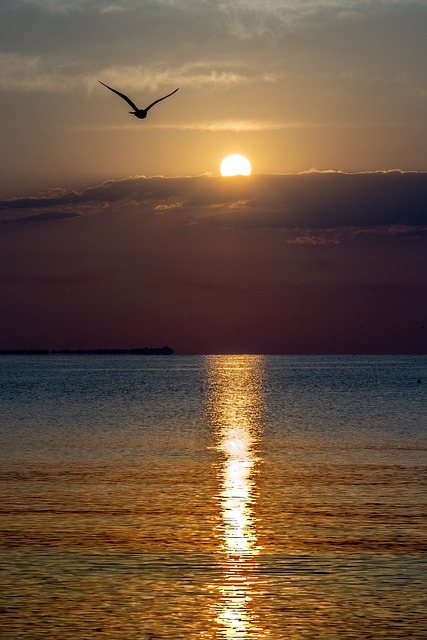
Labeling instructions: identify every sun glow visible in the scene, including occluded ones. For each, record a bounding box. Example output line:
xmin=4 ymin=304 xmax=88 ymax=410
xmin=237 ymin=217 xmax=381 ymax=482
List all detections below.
xmin=203 ymin=355 xmax=266 ymax=639
xmin=220 ymin=154 xmax=252 ymax=176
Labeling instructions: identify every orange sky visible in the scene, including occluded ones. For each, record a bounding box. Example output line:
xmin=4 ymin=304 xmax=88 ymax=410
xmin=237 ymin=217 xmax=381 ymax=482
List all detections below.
xmin=1 ymin=1 xmax=427 ymax=195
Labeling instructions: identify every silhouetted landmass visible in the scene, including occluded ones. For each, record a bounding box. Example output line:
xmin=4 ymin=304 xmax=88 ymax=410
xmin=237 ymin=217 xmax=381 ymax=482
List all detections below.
xmin=0 ymin=346 xmax=174 ymax=356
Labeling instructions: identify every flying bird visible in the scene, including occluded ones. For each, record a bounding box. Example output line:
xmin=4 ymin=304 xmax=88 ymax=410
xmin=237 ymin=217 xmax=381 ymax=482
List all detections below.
xmin=99 ymin=81 xmax=179 ymax=119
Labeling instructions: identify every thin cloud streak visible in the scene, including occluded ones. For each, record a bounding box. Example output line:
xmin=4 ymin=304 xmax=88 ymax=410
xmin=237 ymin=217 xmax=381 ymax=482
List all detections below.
xmin=0 ymin=54 xmax=282 ymax=93
xmin=5 ymin=51 xmax=424 ymax=98
xmin=65 ymin=120 xmax=427 ymax=134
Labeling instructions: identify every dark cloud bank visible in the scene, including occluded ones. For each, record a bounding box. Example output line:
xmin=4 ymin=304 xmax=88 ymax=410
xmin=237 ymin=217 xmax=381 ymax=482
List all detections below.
xmin=1 ymin=172 xmax=426 ymax=354
xmin=1 ymin=171 xmax=426 ymax=232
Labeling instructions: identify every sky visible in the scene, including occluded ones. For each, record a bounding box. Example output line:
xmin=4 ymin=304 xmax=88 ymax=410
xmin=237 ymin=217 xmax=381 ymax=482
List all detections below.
xmin=1 ymin=0 xmax=427 ymax=353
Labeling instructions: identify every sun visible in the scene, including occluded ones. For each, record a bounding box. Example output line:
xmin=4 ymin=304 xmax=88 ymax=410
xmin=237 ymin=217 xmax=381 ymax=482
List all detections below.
xmin=220 ymin=154 xmax=252 ymax=177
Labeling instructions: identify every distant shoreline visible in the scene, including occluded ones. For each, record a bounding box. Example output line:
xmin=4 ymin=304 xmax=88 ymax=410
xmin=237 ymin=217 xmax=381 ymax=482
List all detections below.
xmin=0 ymin=347 xmax=174 ymax=356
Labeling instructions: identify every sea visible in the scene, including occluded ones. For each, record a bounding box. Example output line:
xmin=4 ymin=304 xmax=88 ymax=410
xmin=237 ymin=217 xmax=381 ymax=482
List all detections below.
xmin=0 ymin=354 xmax=426 ymax=639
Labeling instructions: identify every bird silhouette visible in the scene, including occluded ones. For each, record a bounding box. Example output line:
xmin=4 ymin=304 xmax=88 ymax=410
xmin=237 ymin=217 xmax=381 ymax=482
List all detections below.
xmin=99 ymin=81 xmax=179 ymax=119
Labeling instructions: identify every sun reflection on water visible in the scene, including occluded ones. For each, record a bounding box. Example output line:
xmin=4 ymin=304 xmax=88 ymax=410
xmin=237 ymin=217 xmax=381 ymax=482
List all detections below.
xmin=203 ymin=355 xmax=268 ymax=639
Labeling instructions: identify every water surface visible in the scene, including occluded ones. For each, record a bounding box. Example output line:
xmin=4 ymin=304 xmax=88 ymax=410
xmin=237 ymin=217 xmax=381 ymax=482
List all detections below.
xmin=0 ymin=355 xmax=426 ymax=638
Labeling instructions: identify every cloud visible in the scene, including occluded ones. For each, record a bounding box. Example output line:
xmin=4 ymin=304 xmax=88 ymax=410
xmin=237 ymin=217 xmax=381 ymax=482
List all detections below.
xmin=0 ymin=211 xmax=80 ymax=224
xmin=13 ymin=0 xmax=129 ymax=14
xmin=2 ymin=0 xmax=425 ymax=116
xmin=95 ymin=61 xmax=262 ymax=92
xmin=0 ymin=53 xmax=78 ymax=92
xmin=154 ymin=202 xmax=184 ymax=212
xmin=286 ymin=224 xmax=427 ymax=246
xmin=150 ymin=119 xmax=286 ymax=132
xmin=0 ymin=53 xmax=283 ymax=93
xmin=99 ymin=3 xmax=126 ymax=14
xmin=1 ymin=172 xmax=426 ymax=243
xmin=287 ymin=232 xmax=342 ymax=246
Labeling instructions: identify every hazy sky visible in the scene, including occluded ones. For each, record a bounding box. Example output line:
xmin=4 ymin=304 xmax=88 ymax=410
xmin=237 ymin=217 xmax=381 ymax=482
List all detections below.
xmin=2 ymin=0 xmax=427 ymax=190
xmin=1 ymin=0 xmax=426 ymax=353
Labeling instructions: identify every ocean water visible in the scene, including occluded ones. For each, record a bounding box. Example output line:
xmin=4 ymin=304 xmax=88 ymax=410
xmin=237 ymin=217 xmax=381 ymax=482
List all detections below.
xmin=0 ymin=354 xmax=426 ymax=639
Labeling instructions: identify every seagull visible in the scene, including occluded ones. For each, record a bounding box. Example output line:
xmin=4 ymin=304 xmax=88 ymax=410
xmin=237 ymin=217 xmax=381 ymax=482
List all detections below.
xmin=99 ymin=81 xmax=179 ymax=119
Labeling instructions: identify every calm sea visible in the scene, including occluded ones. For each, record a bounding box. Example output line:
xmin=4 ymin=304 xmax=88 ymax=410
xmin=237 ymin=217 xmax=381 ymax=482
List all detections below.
xmin=0 ymin=355 xmax=426 ymax=639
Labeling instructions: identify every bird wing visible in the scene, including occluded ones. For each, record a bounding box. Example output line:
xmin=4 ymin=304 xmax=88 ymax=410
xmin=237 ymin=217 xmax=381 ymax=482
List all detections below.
xmin=145 ymin=88 xmax=179 ymax=112
xmin=99 ymin=81 xmax=139 ymax=111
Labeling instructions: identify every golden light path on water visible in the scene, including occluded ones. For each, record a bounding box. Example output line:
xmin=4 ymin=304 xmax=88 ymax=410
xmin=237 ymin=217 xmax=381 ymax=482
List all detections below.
xmin=203 ymin=355 xmax=268 ymax=640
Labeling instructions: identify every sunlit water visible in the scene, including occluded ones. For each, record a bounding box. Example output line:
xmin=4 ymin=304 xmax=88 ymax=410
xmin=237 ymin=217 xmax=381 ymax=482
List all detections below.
xmin=0 ymin=355 xmax=426 ymax=639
